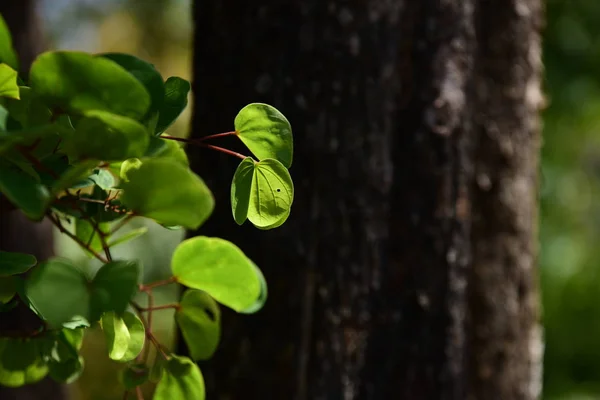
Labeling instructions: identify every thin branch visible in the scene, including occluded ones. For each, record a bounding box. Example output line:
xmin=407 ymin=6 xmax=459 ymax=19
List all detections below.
xmin=199 ymin=143 xmax=247 ymax=160
xmin=139 ymin=276 xmax=178 ymax=291
xmin=160 ymin=134 xmax=248 ymax=160
xmin=47 ymin=213 xmax=109 ymax=263
xmin=137 ymin=303 xmax=181 ymax=312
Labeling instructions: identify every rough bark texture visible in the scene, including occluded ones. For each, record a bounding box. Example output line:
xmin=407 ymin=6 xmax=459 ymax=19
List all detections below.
xmin=189 ymin=0 xmax=543 ymax=399
xmin=0 ymin=2 xmax=65 ymax=399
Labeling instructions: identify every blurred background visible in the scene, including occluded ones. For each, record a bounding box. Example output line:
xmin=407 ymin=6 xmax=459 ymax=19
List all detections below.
xmin=17 ymin=0 xmax=600 ymax=398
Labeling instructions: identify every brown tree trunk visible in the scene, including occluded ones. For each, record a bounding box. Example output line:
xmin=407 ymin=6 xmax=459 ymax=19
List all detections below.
xmin=0 ymin=2 xmax=65 ymax=399
xmin=188 ymin=1 xmax=543 ymax=399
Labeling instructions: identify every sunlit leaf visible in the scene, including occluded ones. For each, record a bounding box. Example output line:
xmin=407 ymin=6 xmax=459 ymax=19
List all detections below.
xmin=230 ymin=158 xmax=293 ymax=229
xmin=239 ymin=263 xmax=268 ymax=314
xmin=234 ymin=103 xmax=293 ymax=167
xmin=120 ymin=158 xmax=214 ymax=229
xmin=29 ymin=51 xmax=150 ymax=119
xmin=0 ymin=15 xmax=18 ymax=70
xmin=153 ymin=355 xmax=205 ymax=400
xmin=100 ymin=53 xmax=164 ymax=119
xmin=171 ymin=237 xmax=260 ymax=312
xmin=0 ymin=64 xmax=19 ymax=99
xmin=102 ymin=311 xmax=130 ymax=361
xmin=108 ymin=227 xmax=148 ymax=249
xmin=176 ymin=290 xmax=221 ymax=360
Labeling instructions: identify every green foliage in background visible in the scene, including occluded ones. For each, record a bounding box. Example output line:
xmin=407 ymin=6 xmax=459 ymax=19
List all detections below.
xmin=0 ymin=14 xmax=293 ymax=400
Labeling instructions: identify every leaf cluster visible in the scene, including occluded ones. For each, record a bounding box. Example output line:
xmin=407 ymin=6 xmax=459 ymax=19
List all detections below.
xmin=0 ymin=13 xmax=294 ymax=400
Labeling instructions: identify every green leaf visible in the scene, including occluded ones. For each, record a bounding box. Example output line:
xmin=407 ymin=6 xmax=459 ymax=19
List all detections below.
xmin=0 ymin=104 xmax=8 ymax=131
xmin=75 ymin=219 xmax=108 ymax=257
xmin=171 ymin=237 xmax=261 ymax=312
xmin=234 ymin=103 xmax=293 ymax=168
xmin=147 ymin=137 xmax=189 ymax=166
xmin=239 ymin=263 xmax=268 ymax=314
xmin=108 ymin=227 xmax=148 ymax=249
xmin=121 ymin=311 xmax=145 ymax=361
xmin=4 ymin=86 xmax=52 ymax=128
xmin=48 ymin=355 xmax=84 ymax=384
xmin=0 ymin=339 xmax=48 ymax=387
xmin=51 ymin=159 xmax=99 ymax=194
xmin=0 ymin=64 xmax=19 ymax=99
xmin=230 ymin=157 xmax=254 ymax=225
xmin=88 ymin=169 xmax=116 ymax=190
xmin=120 ymin=158 xmax=142 ymax=182
xmin=63 ymin=110 xmax=150 ymax=161
xmin=90 ymin=261 xmax=140 ymax=322
xmin=153 ymin=355 xmax=205 ymax=400
xmin=0 ymin=276 xmax=16 ymax=304
xmin=29 ymin=51 xmax=150 ymax=119
xmin=121 ymin=363 xmax=149 ymax=389
xmin=0 ymin=15 xmax=18 ymax=70
xmin=176 ymin=290 xmax=221 ymax=360
xmin=155 ymin=77 xmax=190 ymax=135
xmin=102 ymin=311 xmax=130 ymax=361
xmin=46 ymin=329 xmax=85 ymax=384
xmin=100 ymin=53 xmax=165 ymax=119
xmin=25 ymin=259 xmax=91 ymax=328
xmin=230 ymin=158 xmax=293 ymax=229
xmin=0 ymin=163 xmax=51 ymax=220
xmin=149 ymin=355 xmax=166 ymax=383
xmin=120 ymin=158 xmax=214 ymax=229
xmin=0 ymin=251 xmax=37 ymax=276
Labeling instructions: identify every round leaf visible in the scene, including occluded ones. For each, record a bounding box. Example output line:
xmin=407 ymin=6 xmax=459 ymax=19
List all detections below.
xmin=239 ymin=263 xmax=268 ymax=314
xmin=153 ymin=355 xmax=205 ymax=400
xmin=176 ymin=290 xmax=221 ymax=360
xmin=234 ymin=103 xmax=293 ymax=167
xmin=91 ymin=261 xmax=140 ymax=322
xmin=171 ymin=237 xmax=261 ymax=312
xmin=230 ymin=158 xmax=293 ymax=229
xmin=120 ymin=158 xmax=214 ymax=229
xmin=25 ymin=259 xmax=91 ymax=328
xmin=154 ymin=77 xmax=190 ymax=135
xmin=121 ymin=311 xmax=145 ymax=362
xmin=64 ymin=110 xmax=150 ymax=161
xmin=29 ymin=51 xmax=150 ymax=119
xmin=48 ymin=356 xmax=84 ymax=384
xmin=121 ymin=364 xmax=149 ymax=389
xmin=0 ymin=251 xmax=37 ymax=276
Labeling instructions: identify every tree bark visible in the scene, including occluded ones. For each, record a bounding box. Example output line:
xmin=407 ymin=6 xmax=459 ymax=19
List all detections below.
xmin=0 ymin=2 xmax=65 ymax=399
xmin=189 ymin=1 xmax=543 ymax=399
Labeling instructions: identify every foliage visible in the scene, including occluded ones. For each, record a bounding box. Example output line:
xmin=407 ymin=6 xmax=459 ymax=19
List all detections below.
xmin=0 ymin=14 xmax=294 ymax=400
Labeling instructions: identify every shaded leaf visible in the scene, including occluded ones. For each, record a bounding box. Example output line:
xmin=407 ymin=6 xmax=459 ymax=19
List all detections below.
xmin=25 ymin=259 xmax=91 ymax=328
xmin=90 ymin=261 xmax=140 ymax=322
xmin=0 ymin=251 xmax=37 ymax=276
xmin=0 ymin=163 xmax=51 ymax=220
xmin=0 ymin=339 xmax=48 ymax=387
xmin=121 ymin=363 xmax=149 ymax=389
xmin=154 ymin=77 xmax=190 ymax=135
xmin=176 ymin=290 xmax=221 ymax=360
xmin=0 ymin=276 xmax=16 ymax=304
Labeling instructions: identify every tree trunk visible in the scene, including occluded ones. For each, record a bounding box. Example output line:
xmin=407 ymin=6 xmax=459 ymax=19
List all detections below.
xmin=0 ymin=2 xmax=65 ymax=399
xmin=188 ymin=1 xmax=543 ymax=399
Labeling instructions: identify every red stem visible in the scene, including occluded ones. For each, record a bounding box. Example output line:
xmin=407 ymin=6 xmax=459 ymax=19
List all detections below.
xmin=138 ymin=303 xmax=181 ymax=312
xmin=199 ymin=143 xmax=247 ymax=160
xmin=160 ymin=134 xmax=248 ymax=160
xmin=139 ymin=276 xmax=178 ymax=291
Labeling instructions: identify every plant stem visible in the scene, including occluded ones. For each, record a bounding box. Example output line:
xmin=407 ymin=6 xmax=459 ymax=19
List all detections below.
xmin=199 ymin=143 xmax=247 ymax=160
xmin=135 ymin=386 xmax=144 ymax=400
xmin=18 ymin=147 xmax=59 ymax=179
xmin=138 ymin=303 xmax=181 ymax=312
xmin=111 ymin=214 xmax=136 ymax=235
xmin=196 ymin=131 xmax=236 ymax=141
xmin=139 ymin=276 xmax=177 ymax=291
xmin=160 ymin=134 xmax=248 ymax=160
xmin=47 ymin=213 xmax=109 ymax=264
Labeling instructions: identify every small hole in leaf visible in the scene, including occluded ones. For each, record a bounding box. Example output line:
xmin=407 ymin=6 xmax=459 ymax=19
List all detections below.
xmin=276 ymin=188 xmax=281 ymax=192
xmin=203 ymin=308 xmax=216 ymax=322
